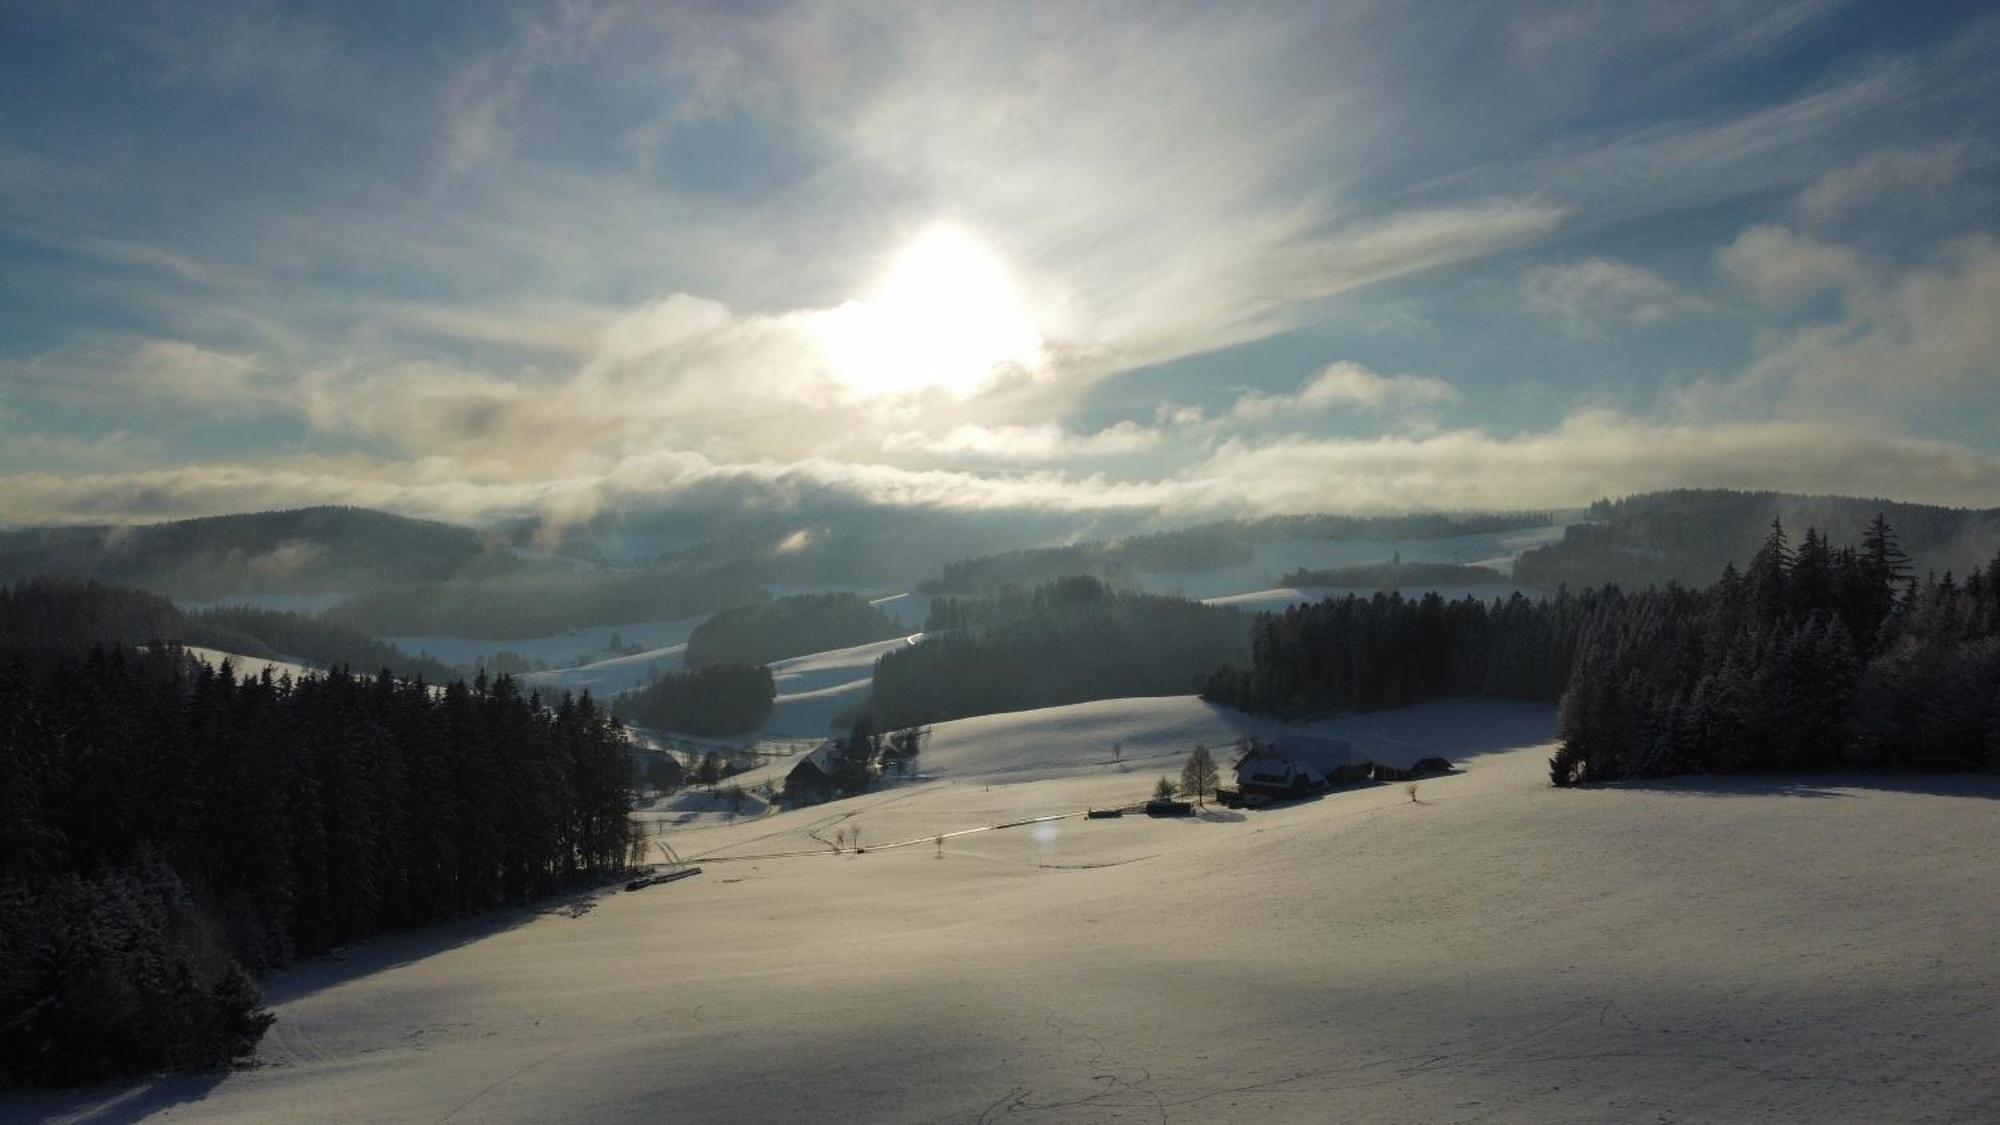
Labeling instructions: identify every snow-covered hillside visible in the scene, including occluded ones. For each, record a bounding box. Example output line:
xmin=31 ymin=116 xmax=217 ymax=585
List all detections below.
xmin=183 ymin=645 xmax=320 ymax=683
xmin=16 ymin=694 xmax=1996 ymax=1124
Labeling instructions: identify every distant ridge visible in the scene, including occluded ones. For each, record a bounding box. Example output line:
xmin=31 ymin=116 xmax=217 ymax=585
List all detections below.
xmin=0 ymin=506 xmax=518 ymax=598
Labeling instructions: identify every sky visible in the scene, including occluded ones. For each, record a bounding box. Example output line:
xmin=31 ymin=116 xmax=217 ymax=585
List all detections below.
xmin=1 ymin=0 xmax=1997 ymax=529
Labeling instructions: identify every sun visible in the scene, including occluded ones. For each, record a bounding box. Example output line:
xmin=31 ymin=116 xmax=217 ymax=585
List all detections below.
xmin=816 ymin=224 xmax=1043 ymax=398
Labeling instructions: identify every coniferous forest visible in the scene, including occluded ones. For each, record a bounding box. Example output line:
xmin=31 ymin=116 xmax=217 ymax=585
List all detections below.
xmin=0 ymin=584 xmax=635 ymax=1088
xmin=1202 ymin=516 xmax=2000 ymax=783
xmin=874 ymin=576 xmax=1251 ymax=729
xmin=610 ymin=662 xmax=776 ymax=735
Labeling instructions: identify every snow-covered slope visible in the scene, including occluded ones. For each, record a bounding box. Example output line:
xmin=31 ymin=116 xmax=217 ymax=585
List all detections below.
xmin=760 ymin=633 xmax=922 ymax=735
xmin=18 ymin=695 xmax=1995 ymax=1124
xmin=183 ymin=645 xmax=320 ymax=683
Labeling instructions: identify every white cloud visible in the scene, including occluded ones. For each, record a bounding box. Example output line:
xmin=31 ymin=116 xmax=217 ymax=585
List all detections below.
xmin=6 ymin=408 xmax=1995 ymax=530
xmin=1798 ymin=142 xmax=1972 ymax=223
xmin=1229 ymin=363 xmax=1458 ymax=424
xmin=884 ymin=422 xmax=1161 ymax=463
xmin=1189 ymin=411 xmax=2000 ymax=514
xmin=1521 ymin=257 xmax=1706 ymax=333
xmin=1715 ymin=225 xmax=1867 ymax=306
xmin=1734 ymin=232 xmax=2000 ymax=413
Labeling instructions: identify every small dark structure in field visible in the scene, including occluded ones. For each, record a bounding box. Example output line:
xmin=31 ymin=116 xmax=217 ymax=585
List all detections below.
xmin=1086 ymin=808 xmax=1124 ymax=819
xmin=1373 ymin=757 xmax=1458 ymax=782
xmin=785 ymin=749 xmax=835 ymax=804
xmin=633 ymin=748 xmax=686 ymax=792
xmin=1145 ymin=799 xmax=1194 ymax=816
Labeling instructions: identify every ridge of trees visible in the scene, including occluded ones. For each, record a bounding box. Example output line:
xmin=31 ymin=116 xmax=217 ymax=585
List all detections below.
xmin=684 ymin=593 xmax=902 ymax=668
xmin=1516 ymin=489 xmax=2000 ymax=591
xmin=611 ymin=663 xmax=776 ymax=736
xmin=1551 ymin=516 xmax=2000 ymax=783
xmin=0 ymin=506 xmax=520 ymax=599
xmin=1197 ymin=515 xmax=2000 ymax=782
xmin=0 ymin=578 xmax=456 ymax=681
xmin=1277 ymin=561 xmax=1508 ymax=588
xmin=0 ymin=581 xmax=636 ymax=1087
xmin=918 ymin=511 xmax=1556 ymax=594
xmin=874 ymin=576 xmax=1251 ymax=729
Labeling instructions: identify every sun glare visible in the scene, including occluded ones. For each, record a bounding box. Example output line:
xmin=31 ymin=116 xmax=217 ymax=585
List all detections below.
xmin=817 ymin=225 xmax=1043 ymax=398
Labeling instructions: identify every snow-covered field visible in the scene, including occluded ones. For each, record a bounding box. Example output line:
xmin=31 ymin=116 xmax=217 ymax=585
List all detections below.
xmin=15 ymin=694 xmax=1998 ymax=1125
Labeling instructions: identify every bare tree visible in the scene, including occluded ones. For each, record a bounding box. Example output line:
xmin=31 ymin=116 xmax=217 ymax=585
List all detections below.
xmin=1180 ymin=744 xmax=1219 ymax=808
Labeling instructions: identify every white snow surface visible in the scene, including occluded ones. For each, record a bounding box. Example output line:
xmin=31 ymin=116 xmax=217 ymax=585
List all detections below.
xmin=14 ymin=694 xmax=1998 ymax=1124
xmin=182 ymin=645 xmax=321 ymax=683
xmin=760 ymin=633 xmax=922 ymax=735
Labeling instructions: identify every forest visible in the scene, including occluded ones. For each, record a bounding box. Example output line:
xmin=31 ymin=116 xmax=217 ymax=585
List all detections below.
xmin=1515 ymin=489 xmax=2000 ymax=590
xmin=1550 ymin=517 xmax=2000 ymax=783
xmin=1198 ymin=588 xmax=1584 ymax=713
xmin=873 ymin=576 xmax=1250 ymax=729
xmin=611 ymin=662 xmax=776 ymax=735
xmin=1202 ymin=515 xmax=2000 ymax=782
xmin=684 ymin=592 xmax=903 ymax=667
xmin=0 ymin=583 xmax=635 ymax=1087
xmin=0 ymin=578 xmax=454 ymax=681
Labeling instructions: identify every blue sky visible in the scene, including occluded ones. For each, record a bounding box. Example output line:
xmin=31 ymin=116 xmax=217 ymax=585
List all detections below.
xmin=1 ymin=1 xmax=1996 ymax=527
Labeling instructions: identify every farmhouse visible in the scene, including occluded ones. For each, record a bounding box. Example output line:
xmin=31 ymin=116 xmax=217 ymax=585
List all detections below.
xmin=1228 ymin=737 xmax=1355 ymax=804
xmin=783 ymin=742 xmax=841 ymax=805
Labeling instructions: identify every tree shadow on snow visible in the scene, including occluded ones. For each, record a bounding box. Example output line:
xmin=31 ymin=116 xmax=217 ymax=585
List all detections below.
xmin=0 ymin=1068 xmax=228 ymax=1124
xmin=1595 ymin=771 xmax=2000 ymax=801
xmin=261 ymin=883 xmax=615 ymax=1008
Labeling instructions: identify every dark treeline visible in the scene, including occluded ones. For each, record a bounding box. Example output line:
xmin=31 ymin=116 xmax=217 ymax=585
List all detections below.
xmin=1517 ymin=489 xmax=2000 ymax=591
xmin=918 ymin=510 xmax=1555 ymax=593
xmin=611 ymin=663 xmax=775 ymax=735
xmin=1551 ymin=517 xmax=2000 ymax=784
xmin=1199 ymin=588 xmax=1587 ymax=713
xmin=1278 ymin=561 xmax=1508 ymax=589
xmin=0 ymin=583 xmax=635 ymax=1087
xmin=1200 ymin=515 xmax=2000 ymax=784
xmin=0 ymin=577 xmax=455 ymax=681
xmin=685 ymin=593 xmax=902 ymax=667
xmin=326 ymin=566 xmax=765 ymax=639
xmin=873 ymin=576 xmax=1251 ymax=729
